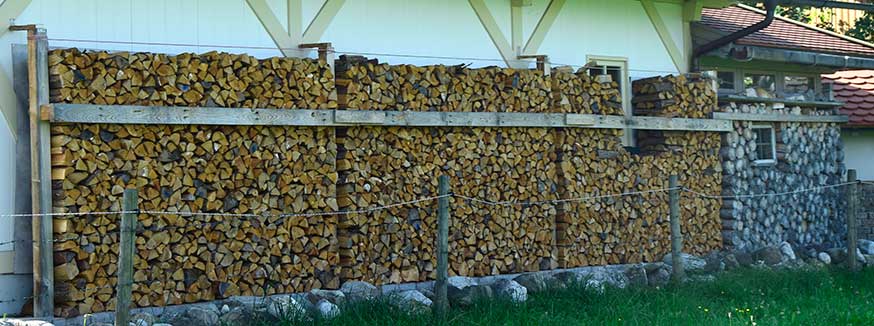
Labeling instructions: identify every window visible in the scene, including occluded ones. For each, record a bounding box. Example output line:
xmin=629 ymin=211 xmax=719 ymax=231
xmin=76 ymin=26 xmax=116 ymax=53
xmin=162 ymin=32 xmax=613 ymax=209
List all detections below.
xmin=752 ymin=125 xmax=777 ymax=165
xmin=717 ymin=71 xmax=736 ymax=91
xmin=744 ymin=73 xmax=776 ymax=97
xmin=783 ymin=75 xmax=815 ymax=99
xmin=587 ymin=56 xmax=632 ymax=146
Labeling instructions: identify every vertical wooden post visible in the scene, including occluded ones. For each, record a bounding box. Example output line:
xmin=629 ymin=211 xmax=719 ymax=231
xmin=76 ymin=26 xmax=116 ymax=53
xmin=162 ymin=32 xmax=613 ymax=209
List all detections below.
xmin=116 ymin=189 xmax=138 ymax=326
xmin=23 ymin=26 xmax=54 ymax=319
xmin=669 ymin=175 xmax=685 ymax=282
xmin=848 ymin=169 xmax=859 ymax=272
xmin=434 ymin=175 xmax=450 ymax=322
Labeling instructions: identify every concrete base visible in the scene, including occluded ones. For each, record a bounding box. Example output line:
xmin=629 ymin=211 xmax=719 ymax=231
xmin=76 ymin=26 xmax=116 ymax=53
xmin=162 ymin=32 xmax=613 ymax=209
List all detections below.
xmin=0 ymin=274 xmax=33 ymax=316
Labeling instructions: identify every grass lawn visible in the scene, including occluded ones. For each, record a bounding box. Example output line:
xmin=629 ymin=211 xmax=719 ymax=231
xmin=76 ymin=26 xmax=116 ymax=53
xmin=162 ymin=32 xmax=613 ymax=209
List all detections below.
xmin=254 ymin=267 xmax=874 ymax=326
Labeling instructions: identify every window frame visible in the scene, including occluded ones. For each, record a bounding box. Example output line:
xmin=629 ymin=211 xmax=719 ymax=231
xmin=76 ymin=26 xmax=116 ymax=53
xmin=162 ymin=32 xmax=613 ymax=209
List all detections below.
xmin=587 ymin=55 xmax=632 ymax=146
xmin=751 ymin=124 xmax=778 ymax=166
xmin=701 ymin=67 xmax=824 ymax=100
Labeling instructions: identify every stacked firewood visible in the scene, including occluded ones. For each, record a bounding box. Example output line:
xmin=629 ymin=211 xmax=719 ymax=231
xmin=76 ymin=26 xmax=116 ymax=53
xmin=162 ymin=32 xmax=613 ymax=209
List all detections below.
xmin=632 ymin=73 xmax=716 ymax=118
xmin=48 ymin=48 xmax=338 ymax=109
xmin=551 ymin=67 xmax=623 ymax=115
xmin=50 ymin=124 xmax=339 ymax=316
xmin=555 ymin=129 xmax=722 ymax=268
xmin=336 ymin=56 xmax=554 ymax=113
xmin=336 ymin=127 xmax=558 ymax=285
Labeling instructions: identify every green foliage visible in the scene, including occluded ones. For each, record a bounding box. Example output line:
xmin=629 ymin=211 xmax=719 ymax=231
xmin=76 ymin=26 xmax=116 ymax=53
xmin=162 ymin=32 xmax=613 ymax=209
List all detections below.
xmin=777 ymin=6 xmax=811 ymax=24
xmin=847 ymin=13 xmax=874 ymax=43
xmin=247 ymin=267 xmax=874 ymax=326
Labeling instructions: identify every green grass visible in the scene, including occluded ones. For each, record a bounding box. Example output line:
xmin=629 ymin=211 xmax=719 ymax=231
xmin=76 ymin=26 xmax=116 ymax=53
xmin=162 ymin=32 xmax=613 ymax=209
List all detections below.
xmin=250 ymin=267 xmax=874 ymax=326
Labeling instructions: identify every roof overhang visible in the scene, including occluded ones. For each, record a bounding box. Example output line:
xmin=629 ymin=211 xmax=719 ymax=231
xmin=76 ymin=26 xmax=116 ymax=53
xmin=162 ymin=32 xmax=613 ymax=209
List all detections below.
xmin=705 ymin=44 xmax=874 ymax=70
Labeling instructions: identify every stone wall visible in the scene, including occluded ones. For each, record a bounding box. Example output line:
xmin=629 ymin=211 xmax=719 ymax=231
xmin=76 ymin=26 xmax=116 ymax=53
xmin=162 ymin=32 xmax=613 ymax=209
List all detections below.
xmin=858 ymin=183 xmax=874 ymax=240
xmin=719 ymin=102 xmax=846 ymax=251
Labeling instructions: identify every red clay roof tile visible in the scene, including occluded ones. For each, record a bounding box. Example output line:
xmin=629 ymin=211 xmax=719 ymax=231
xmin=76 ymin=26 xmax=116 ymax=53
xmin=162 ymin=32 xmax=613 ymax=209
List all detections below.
xmin=823 ymin=70 xmax=874 ymax=127
xmin=700 ymin=6 xmax=874 ymax=58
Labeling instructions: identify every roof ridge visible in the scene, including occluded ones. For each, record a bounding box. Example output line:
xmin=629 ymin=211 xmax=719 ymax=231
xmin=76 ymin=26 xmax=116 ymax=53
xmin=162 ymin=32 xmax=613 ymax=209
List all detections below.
xmin=735 ymin=3 xmax=874 ymax=52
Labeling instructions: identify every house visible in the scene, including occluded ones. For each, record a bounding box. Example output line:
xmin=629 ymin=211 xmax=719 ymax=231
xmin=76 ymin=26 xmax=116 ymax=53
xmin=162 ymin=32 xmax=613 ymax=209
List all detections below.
xmin=0 ymin=0 xmax=868 ymax=320
xmin=692 ymin=4 xmax=874 ymax=250
xmin=822 ymin=70 xmax=874 ymax=181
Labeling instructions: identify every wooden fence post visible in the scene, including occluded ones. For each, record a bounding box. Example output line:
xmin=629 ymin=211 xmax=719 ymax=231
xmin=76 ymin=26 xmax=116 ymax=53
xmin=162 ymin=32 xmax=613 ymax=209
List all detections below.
xmin=16 ymin=25 xmax=55 ymax=319
xmin=434 ymin=175 xmax=450 ymax=322
xmin=669 ymin=175 xmax=685 ymax=282
xmin=848 ymin=169 xmax=859 ymax=272
xmin=116 ymin=189 xmax=138 ymax=326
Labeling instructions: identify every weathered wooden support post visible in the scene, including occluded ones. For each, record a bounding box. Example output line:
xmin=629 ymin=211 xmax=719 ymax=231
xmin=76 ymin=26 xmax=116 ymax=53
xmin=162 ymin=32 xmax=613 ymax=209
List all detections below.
xmin=669 ymin=175 xmax=685 ymax=282
xmin=10 ymin=24 xmax=55 ymax=318
xmin=435 ymin=175 xmax=450 ymax=322
xmin=116 ymin=189 xmax=138 ymax=326
xmin=848 ymin=169 xmax=859 ymax=272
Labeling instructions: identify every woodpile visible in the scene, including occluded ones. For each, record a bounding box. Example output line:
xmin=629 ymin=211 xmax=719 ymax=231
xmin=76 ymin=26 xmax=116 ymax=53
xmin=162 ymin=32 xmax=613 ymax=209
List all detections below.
xmin=50 ymin=124 xmax=339 ymax=316
xmin=551 ymin=66 xmax=623 ymax=115
xmin=555 ymin=129 xmax=723 ymax=267
xmin=632 ymin=73 xmax=716 ymax=118
xmin=336 ymin=127 xmax=557 ymax=285
xmin=44 ymin=48 xmax=730 ymax=315
xmin=719 ymin=103 xmax=845 ymax=250
xmin=49 ymin=48 xmax=337 ymax=109
xmin=335 ymin=56 xmax=553 ymax=112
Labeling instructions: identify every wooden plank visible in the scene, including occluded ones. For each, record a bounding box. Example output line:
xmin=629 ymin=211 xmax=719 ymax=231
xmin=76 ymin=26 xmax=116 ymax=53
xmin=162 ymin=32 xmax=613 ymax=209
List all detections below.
xmin=29 ymin=27 xmax=53 ymax=319
xmin=628 ymin=116 xmax=733 ymax=131
xmin=335 ymin=110 xmax=386 ymax=125
xmin=51 ymin=104 xmax=335 ymax=126
xmin=712 ymin=112 xmax=850 ymax=123
xmin=719 ymin=95 xmax=844 ymax=108
xmin=523 ymin=0 xmax=566 ymax=55
xmin=51 ymin=103 xmax=740 ymax=131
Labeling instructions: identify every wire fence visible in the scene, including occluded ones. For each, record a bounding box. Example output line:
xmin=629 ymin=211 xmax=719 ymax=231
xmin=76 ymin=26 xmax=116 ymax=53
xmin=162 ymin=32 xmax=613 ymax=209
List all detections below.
xmin=0 ymin=180 xmax=866 ymax=314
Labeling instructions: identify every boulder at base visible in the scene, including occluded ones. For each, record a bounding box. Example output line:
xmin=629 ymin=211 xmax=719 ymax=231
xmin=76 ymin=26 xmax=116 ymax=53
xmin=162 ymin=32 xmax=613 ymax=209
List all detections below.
xmin=490 ymin=279 xmax=528 ymax=303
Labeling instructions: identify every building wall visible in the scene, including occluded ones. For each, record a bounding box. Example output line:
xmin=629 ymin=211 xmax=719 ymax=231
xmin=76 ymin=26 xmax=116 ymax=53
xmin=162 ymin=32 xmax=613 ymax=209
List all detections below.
xmin=0 ymin=0 xmax=689 ymax=315
xmin=843 ymin=129 xmax=874 ymax=181
xmin=720 ymin=103 xmax=846 ymax=252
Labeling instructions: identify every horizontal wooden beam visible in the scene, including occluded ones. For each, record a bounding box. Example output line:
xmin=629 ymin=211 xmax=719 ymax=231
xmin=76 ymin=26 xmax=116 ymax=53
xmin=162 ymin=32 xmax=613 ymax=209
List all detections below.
xmin=628 ymin=116 xmax=733 ymax=131
xmin=48 ymin=103 xmax=733 ymax=131
xmin=712 ymin=112 xmax=850 ymax=123
xmin=719 ymin=95 xmax=844 ymax=108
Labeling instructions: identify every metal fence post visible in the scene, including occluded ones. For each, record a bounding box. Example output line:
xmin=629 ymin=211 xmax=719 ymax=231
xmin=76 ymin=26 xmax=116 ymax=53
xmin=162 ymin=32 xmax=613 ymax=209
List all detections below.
xmin=435 ymin=175 xmax=450 ymax=322
xmin=116 ymin=189 xmax=138 ymax=326
xmin=669 ymin=175 xmax=685 ymax=282
xmin=848 ymin=169 xmax=859 ymax=272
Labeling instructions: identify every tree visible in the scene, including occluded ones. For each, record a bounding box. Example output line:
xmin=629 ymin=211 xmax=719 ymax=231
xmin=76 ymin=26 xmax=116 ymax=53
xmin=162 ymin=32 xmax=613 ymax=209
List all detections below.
xmin=846 ymin=13 xmax=874 ymax=42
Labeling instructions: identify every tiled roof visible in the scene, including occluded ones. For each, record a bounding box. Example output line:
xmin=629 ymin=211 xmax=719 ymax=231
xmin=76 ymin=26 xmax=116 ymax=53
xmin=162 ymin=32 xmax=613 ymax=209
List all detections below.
xmin=700 ymin=5 xmax=874 ymax=58
xmin=823 ymin=70 xmax=874 ymax=127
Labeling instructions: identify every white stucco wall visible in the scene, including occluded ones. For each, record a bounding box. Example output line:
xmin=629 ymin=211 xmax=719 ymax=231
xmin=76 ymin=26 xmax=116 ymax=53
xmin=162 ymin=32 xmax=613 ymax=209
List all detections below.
xmin=843 ymin=129 xmax=874 ymax=181
xmin=0 ymin=0 xmax=688 ymax=315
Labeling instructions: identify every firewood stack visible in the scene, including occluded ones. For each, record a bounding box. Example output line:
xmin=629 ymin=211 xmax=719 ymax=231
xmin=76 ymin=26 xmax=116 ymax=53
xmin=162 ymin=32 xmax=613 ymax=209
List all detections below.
xmin=551 ymin=66 xmax=623 ymax=115
xmin=336 ymin=127 xmax=558 ymax=285
xmin=554 ymin=129 xmax=723 ymax=268
xmin=45 ymin=48 xmax=727 ymax=316
xmin=632 ymin=73 xmax=716 ymax=118
xmin=49 ymin=48 xmax=338 ymax=109
xmin=50 ymin=124 xmax=339 ymax=316
xmin=335 ymin=56 xmax=552 ymax=112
